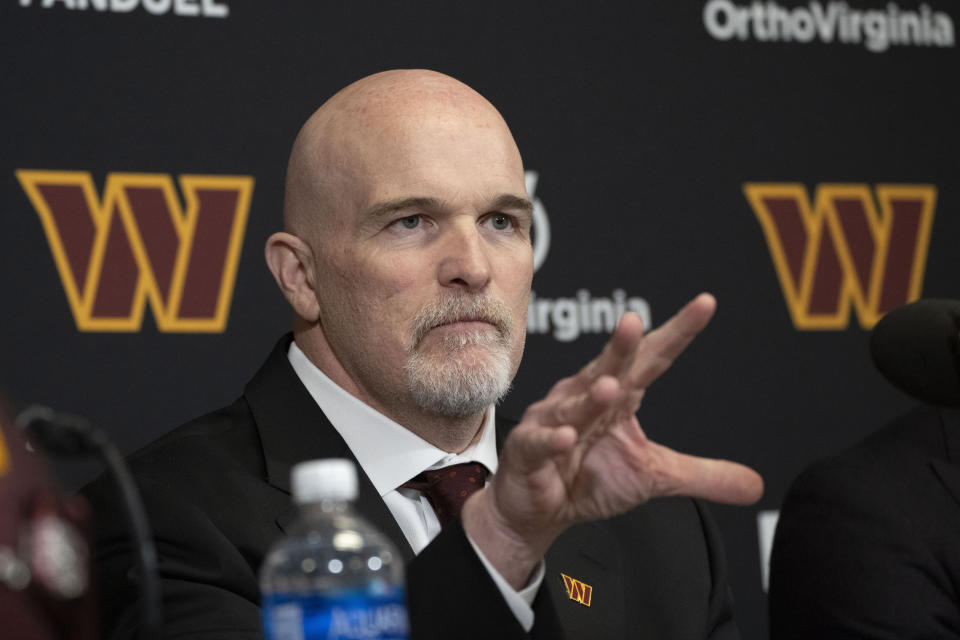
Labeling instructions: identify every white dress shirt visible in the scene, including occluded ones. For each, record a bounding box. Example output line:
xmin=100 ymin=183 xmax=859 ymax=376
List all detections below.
xmin=287 ymin=342 xmax=543 ymax=630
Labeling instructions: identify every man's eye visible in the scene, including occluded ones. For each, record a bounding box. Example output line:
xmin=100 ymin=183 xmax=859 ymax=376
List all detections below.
xmin=399 ymin=215 xmax=420 ymax=229
xmin=489 ymin=214 xmax=512 ymax=230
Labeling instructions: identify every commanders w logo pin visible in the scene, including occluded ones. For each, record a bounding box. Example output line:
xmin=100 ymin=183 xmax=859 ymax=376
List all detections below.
xmin=745 ymin=182 xmax=936 ymax=330
xmin=560 ymin=573 xmax=593 ymax=607
xmin=17 ymin=170 xmax=253 ymax=333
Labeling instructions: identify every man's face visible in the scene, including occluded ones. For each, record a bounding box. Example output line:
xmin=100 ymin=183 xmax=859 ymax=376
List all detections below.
xmin=308 ymin=105 xmax=533 ymax=422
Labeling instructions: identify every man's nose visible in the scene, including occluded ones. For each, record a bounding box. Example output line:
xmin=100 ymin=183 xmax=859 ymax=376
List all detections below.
xmin=437 ymin=221 xmax=491 ymax=291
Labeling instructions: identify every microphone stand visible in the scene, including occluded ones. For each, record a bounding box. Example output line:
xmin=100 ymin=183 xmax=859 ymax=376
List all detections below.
xmin=17 ymin=406 xmax=162 ymax=640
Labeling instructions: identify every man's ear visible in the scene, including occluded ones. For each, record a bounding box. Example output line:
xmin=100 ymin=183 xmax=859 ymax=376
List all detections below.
xmin=265 ymin=232 xmax=321 ymax=323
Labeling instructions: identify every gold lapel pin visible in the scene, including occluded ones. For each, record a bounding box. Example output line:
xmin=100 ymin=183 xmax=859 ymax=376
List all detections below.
xmin=560 ymin=573 xmax=593 ymax=607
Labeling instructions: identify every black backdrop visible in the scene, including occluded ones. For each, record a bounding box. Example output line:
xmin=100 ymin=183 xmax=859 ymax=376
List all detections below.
xmin=3 ymin=2 xmax=958 ymax=638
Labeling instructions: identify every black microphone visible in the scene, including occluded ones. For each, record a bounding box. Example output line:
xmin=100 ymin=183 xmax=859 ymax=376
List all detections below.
xmin=870 ymin=299 xmax=960 ymax=407
xmin=17 ymin=406 xmax=163 ymax=640
xmin=17 ymin=406 xmax=99 ymax=455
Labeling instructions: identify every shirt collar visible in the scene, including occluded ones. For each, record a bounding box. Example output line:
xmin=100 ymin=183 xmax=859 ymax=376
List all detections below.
xmin=287 ymin=341 xmax=498 ymax=497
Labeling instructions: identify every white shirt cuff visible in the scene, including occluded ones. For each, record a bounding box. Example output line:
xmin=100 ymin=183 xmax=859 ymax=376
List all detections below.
xmin=465 ymin=532 xmax=544 ymax=632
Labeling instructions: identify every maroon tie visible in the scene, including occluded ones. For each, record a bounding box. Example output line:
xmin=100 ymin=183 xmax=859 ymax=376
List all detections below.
xmin=401 ymin=462 xmax=489 ymax=528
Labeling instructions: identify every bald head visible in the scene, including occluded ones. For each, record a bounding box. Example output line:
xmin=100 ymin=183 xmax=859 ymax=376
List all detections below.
xmin=282 ymin=69 xmax=523 ymax=241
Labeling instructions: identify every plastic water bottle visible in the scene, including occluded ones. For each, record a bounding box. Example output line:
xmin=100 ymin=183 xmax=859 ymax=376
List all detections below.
xmin=260 ymin=459 xmax=409 ymax=640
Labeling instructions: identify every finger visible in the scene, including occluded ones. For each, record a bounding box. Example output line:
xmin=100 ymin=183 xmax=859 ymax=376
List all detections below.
xmin=505 ymin=425 xmax=577 ymax=474
xmin=538 ymin=375 xmax=621 ymax=429
xmin=626 ymin=293 xmax=716 ymax=391
xmin=554 ymin=312 xmax=645 ymax=399
xmin=653 ymin=446 xmax=764 ymax=505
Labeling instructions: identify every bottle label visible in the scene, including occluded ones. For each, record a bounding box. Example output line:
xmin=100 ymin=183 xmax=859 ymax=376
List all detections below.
xmin=262 ymin=591 xmax=409 ymax=640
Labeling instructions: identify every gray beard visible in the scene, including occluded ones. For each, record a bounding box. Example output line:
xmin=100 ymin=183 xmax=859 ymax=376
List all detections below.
xmin=403 ymin=294 xmax=515 ymax=417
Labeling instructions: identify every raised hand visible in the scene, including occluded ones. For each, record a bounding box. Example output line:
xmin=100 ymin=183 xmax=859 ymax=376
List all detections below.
xmin=462 ymin=293 xmax=764 ymax=588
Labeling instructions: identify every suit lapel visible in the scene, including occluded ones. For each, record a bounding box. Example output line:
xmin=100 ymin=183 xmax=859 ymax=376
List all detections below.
xmin=244 ymin=335 xmax=414 ymax=561
xmin=931 ymin=408 xmax=960 ymax=508
xmin=545 ymin=521 xmax=625 ymax=639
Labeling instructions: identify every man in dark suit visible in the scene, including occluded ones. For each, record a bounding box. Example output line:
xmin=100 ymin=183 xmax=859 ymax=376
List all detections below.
xmin=84 ymin=69 xmax=763 ymax=639
xmin=769 ymin=405 xmax=960 ymax=638
xmin=769 ymin=299 xmax=960 ymax=638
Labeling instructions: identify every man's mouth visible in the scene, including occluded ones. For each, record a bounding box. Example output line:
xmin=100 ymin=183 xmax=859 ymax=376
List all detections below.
xmin=408 ymin=295 xmax=513 ymax=349
xmin=432 ymin=317 xmax=495 ymax=329
xmin=427 ymin=318 xmax=499 ymax=338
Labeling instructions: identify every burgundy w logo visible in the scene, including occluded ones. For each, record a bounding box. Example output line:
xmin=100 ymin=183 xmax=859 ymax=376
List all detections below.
xmin=745 ymin=183 xmax=936 ymax=330
xmin=17 ymin=170 xmax=254 ymax=332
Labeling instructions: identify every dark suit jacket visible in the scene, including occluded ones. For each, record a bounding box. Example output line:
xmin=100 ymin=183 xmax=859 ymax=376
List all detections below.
xmin=769 ymin=405 xmax=960 ymax=639
xmin=83 ymin=335 xmax=739 ymax=639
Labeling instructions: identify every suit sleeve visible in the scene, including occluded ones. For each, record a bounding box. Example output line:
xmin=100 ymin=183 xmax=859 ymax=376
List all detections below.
xmin=768 ymin=459 xmax=960 ymax=639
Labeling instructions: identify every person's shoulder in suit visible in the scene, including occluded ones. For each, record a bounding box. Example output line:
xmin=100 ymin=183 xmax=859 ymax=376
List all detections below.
xmin=769 ymin=404 xmax=960 ymax=639
xmin=135 ymin=395 xmax=263 ymax=478
xmin=84 ymin=393 xmax=264 ymax=504
xmin=80 ymin=395 xmax=278 ymax=639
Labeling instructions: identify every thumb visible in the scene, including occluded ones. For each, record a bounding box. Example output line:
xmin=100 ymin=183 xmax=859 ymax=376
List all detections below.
xmin=657 ymin=448 xmax=764 ymax=505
